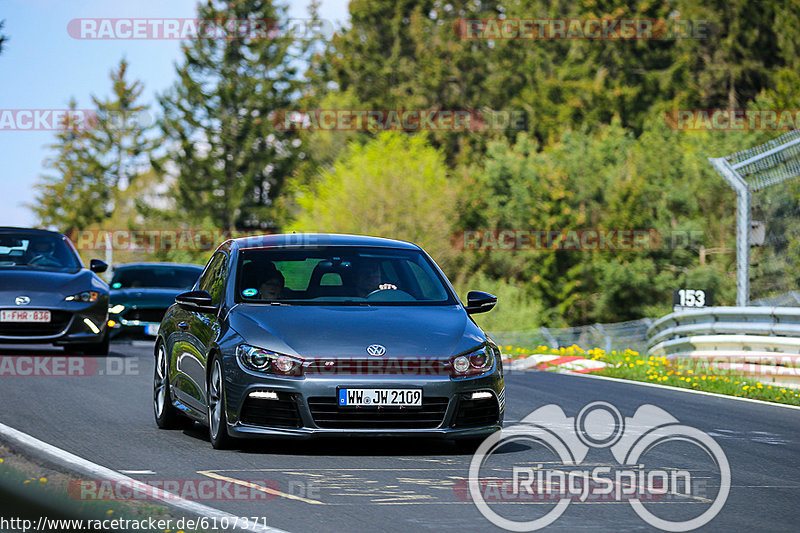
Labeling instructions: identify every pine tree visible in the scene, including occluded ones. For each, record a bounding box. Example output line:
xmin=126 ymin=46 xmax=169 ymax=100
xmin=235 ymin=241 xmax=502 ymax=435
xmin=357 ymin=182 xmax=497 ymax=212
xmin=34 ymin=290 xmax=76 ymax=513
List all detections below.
xmin=32 ymin=60 xmax=156 ymax=232
xmin=158 ymin=0 xmax=311 ymax=231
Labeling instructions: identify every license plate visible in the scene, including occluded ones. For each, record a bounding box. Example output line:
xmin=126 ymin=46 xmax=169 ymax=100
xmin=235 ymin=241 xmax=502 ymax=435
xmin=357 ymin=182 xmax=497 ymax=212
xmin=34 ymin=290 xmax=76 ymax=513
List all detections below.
xmin=0 ymin=310 xmax=51 ymax=323
xmin=338 ymin=388 xmax=422 ymax=407
xmin=145 ymin=323 xmax=159 ymax=336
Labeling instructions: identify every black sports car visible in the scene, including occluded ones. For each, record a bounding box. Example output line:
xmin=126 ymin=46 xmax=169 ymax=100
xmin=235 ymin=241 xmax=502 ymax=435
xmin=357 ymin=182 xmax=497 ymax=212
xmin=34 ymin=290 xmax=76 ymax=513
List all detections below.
xmin=107 ymin=263 xmax=203 ymax=338
xmin=155 ymin=233 xmax=504 ymax=449
xmin=0 ymin=227 xmax=109 ymax=354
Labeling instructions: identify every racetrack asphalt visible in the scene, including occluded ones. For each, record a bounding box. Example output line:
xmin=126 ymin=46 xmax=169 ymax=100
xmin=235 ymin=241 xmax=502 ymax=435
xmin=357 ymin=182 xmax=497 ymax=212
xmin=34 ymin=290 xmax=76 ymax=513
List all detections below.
xmin=0 ymin=340 xmax=798 ymax=532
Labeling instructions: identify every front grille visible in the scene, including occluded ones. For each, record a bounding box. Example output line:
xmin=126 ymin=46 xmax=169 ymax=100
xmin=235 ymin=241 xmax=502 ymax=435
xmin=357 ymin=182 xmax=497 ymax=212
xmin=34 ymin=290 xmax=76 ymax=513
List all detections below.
xmin=0 ymin=310 xmax=72 ymax=337
xmin=308 ymin=396 xmax=449 ymax=429
xmin=239 ymin=393 xmax=301 ymax=428
xmin=304 ymin=358 xmax=451 ymax=376
xmin=121 ymin=307 xmax=167 ymax=323
xmin=452 ymin=394 xmax=500 ymax=429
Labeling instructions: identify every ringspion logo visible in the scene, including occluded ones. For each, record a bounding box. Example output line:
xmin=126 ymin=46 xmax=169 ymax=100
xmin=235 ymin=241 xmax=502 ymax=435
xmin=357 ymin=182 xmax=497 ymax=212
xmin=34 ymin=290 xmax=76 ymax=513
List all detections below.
xmin=468 ymin=402 xmax=729 ymax=531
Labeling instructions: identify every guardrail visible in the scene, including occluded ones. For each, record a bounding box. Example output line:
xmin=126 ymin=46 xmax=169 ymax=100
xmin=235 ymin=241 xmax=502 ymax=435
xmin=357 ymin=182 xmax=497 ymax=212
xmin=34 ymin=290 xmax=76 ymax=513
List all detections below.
xmin=647 ymin=307 xmax=800 ymax=388
xmin=648 ymin=307 xmax=800 ymax=349
xmin=492 ymin=318 xmax=653 ymax=355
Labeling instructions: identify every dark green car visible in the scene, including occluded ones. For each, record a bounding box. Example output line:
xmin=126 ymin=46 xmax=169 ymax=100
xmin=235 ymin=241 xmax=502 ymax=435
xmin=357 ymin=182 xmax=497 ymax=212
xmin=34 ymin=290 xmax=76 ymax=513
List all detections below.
xmin=108 ymin=263 xmax=203 ymax=338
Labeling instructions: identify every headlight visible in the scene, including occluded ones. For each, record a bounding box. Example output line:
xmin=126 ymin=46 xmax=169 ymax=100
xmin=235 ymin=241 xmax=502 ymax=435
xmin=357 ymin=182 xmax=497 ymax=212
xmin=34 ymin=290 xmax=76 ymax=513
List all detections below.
xmin=453 ymin=356 xmax=470 ymax=373
xmin=65 ymin=291 xmax=100 ymax=303
xmin=450 ymin=347 xmax=494 ymax=378
xmin=109 ymin=304 xmax=125 ymax=314
xmin=236 ymin=344 xmax=304 ymax=377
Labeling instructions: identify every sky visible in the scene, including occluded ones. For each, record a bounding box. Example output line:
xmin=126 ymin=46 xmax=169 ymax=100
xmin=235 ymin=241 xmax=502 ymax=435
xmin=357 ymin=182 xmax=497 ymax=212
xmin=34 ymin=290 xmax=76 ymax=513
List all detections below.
xmin=0 ymin=0 xmax=349 ymax=228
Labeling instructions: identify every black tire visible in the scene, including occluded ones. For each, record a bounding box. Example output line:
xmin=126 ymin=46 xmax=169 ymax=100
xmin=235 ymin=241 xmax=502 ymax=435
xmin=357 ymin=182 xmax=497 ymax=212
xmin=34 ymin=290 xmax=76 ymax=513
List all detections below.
xmin=208 ymin=357 xmax=232 ymax=449
xmin=154 ymin=342 xmax=182 ymax=429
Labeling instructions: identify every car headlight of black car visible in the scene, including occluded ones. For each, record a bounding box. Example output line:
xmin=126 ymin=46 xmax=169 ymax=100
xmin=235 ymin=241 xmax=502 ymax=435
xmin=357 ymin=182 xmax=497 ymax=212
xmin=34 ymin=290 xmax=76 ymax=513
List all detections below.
xmin=65 ymin=290 xmax=100 ymax=303
xmin=236 ymin=344 xmax=305 ymax=377
xmin=451 ymin=346 xmax=495 ymax=379
xmin=108 ymin=304 xmax=125 ymax=314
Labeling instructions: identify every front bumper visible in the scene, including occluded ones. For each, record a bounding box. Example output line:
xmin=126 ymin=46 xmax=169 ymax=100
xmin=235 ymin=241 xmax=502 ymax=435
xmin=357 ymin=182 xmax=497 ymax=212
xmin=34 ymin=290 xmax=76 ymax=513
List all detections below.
xmin=108 ymin=316 xmax=160 ymax=338
xmin=221 ymin=357 xmax=505 ymax=439
xmin=0 ymin=301 xmax=108 ymax=345
xmin=108 ymin=307 xmax=166 ymax=338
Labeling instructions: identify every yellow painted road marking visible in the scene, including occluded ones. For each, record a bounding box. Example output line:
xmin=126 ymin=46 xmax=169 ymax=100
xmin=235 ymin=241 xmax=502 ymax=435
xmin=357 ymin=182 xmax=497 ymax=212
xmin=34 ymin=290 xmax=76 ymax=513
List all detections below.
xmin=198 ymin=467 xmax=719 ymax=506
xmin=197 ymin=470 xmax=326 ymax=505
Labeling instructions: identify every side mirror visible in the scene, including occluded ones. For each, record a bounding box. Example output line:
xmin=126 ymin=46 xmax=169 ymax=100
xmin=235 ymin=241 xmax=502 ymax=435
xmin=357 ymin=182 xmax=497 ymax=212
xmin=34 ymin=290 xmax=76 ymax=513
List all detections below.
xmin=465 ymin=291 xmax=497 ymax=314
xmin=89 ymin=259 xmax=108 ymax=273
xmin=175 ymin=290 xmax=216 ymax=313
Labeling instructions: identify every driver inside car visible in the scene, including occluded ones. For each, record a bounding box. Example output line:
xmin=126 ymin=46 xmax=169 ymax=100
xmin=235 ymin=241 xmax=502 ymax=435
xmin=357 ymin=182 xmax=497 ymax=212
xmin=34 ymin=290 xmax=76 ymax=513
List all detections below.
xmin=355 ymin=260 xmax=397 ymax=297
xmin=259 ymin=268 xmax=285 ymax=299
xmin=27 ymin=239 xmax=60 ymax=266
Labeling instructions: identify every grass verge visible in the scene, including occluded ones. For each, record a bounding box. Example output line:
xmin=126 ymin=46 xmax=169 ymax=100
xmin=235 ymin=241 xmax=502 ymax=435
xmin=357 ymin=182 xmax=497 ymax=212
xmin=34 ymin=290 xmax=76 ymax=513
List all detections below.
xmin=502 ymin=344 xmax=800 ymax=407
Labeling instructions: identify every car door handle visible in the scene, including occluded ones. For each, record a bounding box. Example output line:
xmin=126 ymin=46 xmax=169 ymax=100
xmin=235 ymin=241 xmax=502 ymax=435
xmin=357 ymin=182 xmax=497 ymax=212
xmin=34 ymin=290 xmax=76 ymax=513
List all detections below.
xmin=178 ymin=321 xmax=189 ymax=330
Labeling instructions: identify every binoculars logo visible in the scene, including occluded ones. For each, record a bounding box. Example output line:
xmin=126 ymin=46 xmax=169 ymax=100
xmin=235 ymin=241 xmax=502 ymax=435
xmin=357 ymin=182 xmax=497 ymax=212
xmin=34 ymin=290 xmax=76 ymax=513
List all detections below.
xmin=468 ymin=401 xmax=730 ymax=531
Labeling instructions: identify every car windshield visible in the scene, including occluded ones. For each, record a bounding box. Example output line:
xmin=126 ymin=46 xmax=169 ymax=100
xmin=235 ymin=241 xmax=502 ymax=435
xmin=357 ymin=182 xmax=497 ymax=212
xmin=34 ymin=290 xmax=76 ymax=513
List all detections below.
xmin=0 ymin=232 xmax=82 ymax=273
xmin=111 ymin=266 xmax=202 ymax=289
xmin=236 ymin=246 xmax=455 ymax=305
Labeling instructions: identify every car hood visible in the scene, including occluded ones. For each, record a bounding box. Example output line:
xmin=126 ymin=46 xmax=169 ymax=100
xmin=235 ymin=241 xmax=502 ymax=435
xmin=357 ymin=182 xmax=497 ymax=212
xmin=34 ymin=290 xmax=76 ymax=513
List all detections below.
xmin=227 ymin=304 xmax=486 ymax=358
xmin=111 ymin=287 xmax=185 ymax=308
xmin=0 ymin=269 xmax=106 ymax=307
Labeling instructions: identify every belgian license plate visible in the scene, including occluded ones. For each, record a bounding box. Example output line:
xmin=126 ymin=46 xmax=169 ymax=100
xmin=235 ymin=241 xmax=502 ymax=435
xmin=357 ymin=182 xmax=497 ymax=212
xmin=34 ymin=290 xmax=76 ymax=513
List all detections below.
xmin=338 ymin=388 xmax=422 ymax=407
xmin=144 ymin=324 xmax=159 ymax=336
xmin=0 ymin=310 xmax=51 ymax=323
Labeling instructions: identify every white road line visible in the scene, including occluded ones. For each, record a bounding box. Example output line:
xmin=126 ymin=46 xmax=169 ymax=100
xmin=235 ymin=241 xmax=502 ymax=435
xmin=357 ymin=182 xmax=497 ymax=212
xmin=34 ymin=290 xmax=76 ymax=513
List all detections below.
xmin=560 ymin=371 xmax=800 ymax=411
xmin=0 ymin=422 xmax=289 ymax=533
xmin=119 ymin=470 xmax=156 ymax=475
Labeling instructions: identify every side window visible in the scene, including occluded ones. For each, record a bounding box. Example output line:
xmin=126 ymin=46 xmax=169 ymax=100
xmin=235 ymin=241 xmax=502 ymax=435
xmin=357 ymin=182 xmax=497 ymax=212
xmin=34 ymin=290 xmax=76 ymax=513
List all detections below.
xmin=198 ymin=252 xmax=229 ymax=306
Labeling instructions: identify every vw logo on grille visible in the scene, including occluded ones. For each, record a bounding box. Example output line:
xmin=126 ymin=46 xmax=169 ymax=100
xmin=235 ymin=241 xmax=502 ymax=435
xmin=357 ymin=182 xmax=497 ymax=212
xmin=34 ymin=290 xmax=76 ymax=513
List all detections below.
xmin=366 ymin=344 xmax=386 ymax=357
xmin=15 ymin=296 xmax=30 ymax=306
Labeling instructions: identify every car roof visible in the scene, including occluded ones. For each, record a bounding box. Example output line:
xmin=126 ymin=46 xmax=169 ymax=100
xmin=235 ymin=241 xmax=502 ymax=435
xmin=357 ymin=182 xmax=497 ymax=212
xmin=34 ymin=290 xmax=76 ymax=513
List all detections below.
xmin=0 ymin=227 xmax=67 ymax=238
xmin=113 ymin=262 xmax=204 ymax=270
xmin=230 ymin=233 xmax=421 ymax=251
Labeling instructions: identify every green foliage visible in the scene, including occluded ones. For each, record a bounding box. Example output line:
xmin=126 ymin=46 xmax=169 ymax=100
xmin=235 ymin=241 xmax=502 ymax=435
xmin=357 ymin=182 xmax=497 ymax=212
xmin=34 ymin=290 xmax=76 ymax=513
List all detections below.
xmin=27 ymin=0 xmax=800 ymax=330
xmin=452 ymin=272 xmax=545 ymax=332
xmin=455 ymin=113 xmax=782 ymax=325
xmin=289 ymin=131 xmax=458 ymax=268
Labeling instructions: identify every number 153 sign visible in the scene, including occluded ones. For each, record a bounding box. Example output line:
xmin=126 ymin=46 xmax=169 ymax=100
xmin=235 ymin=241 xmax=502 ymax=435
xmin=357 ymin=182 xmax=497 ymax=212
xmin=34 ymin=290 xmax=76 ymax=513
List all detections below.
xmin=673 ymin=289 xmax=711 ymax=311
